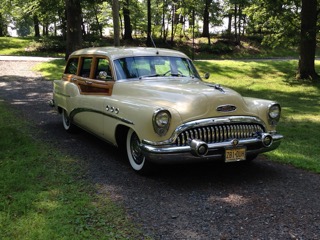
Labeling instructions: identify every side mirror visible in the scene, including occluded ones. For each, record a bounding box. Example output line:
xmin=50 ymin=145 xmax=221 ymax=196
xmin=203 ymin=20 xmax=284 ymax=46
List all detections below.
xmin=204 ymin=72 xmax=210 ymax=79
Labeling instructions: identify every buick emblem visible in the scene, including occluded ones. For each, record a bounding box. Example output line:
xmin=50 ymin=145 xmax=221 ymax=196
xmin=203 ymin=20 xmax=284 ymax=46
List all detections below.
xmin=216 ymin=104 xmax=237 ymax=112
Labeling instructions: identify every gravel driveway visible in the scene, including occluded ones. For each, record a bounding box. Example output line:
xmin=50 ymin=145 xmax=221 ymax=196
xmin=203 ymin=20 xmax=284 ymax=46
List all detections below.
xmin=0 ymin=58 xmax=319 ymax=239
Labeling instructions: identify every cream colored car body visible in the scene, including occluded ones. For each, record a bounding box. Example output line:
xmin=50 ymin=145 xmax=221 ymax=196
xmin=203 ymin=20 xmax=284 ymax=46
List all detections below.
xmin=52 ymin=47 xmax=283 ymax=173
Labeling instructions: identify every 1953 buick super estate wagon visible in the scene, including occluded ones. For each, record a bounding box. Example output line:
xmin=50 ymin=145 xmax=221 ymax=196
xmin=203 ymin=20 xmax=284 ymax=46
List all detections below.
xmin=50 ymin=47 xmax=283 ymax=174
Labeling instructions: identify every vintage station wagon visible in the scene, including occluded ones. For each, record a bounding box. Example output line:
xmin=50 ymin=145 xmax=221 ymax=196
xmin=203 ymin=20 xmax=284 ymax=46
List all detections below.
xmin=51 ymin=47 xmax=283 ymax=174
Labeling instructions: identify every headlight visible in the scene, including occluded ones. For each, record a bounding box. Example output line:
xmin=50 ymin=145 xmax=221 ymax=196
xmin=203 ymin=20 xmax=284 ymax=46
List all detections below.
xmin=268 ymin=103 xmax=281 ymax=125
xmin=153 ymin=109 xmax=171 ymax=136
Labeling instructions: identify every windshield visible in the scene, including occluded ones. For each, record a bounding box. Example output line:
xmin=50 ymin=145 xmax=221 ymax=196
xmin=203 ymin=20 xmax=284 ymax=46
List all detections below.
xmin=114 ymin=56 xmax=201 ymax=80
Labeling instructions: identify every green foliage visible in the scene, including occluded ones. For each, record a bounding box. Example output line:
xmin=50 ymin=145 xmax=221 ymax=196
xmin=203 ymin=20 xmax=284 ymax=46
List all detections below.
xmin=0 ymin=0 xmax=318 ymax=54
xmin=198 ymin=40 xmax=234 ymax=54
xmin=245 ymin=0 xmax=301 ymax=48
xmin=195 ymin=59 xmax=320 ymax=173
xmin=0 ymin=101 xmax=148 ymax=239
xmin=29 ymin=37 xmax=66 ymax=52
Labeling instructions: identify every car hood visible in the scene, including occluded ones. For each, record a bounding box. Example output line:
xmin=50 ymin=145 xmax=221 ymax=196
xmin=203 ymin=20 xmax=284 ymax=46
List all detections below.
xmin=114 ymin=78 xmax=256 ymax=121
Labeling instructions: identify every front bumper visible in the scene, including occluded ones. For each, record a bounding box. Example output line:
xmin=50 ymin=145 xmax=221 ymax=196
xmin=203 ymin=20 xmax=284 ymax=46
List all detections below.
xmin=140 ymin=133 xmax=283 ymax=164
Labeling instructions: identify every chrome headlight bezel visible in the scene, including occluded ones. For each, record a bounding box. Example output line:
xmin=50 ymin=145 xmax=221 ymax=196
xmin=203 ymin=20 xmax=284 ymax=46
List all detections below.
xmin=268 ymin=103 xmax=281 ymax=125
xmin=153 ymin=109 xmax=171 ymax=136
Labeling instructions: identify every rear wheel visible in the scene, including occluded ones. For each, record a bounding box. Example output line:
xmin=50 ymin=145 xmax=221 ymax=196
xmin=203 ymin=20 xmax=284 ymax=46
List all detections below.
xmin=62 ymin=109 xmax=76 ymax=132
xmin=126 ymin=129 xmax=153 ymax=175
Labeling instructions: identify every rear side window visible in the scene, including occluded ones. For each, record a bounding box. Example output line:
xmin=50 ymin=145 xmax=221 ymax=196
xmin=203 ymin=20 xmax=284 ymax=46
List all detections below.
xmin=95 ymin=58 xmax=112 ymax=80
xmin=80 ymin=58 xmax=92 ymax=78
xmin=65 ymin=57 xmax=79 ymax=74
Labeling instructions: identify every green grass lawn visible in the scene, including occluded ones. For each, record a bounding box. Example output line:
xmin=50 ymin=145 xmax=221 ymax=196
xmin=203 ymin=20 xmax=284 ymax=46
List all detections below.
xmin=195 ymin=60 xmax=320 ymax=173
xmin=0 ymin=37 xmax=32 ymax=55
xmin=0 ymin=37 xmax=63 ymax=57
xmin=0 ymin=102 xmax=148 ymax=239
xmin=33 ymin=59 xmax=66 ymax=80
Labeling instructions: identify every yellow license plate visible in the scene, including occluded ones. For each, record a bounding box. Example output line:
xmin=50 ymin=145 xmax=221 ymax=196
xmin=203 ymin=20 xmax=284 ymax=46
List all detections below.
xmin=225 ymin=148 xmax=246 ymax=162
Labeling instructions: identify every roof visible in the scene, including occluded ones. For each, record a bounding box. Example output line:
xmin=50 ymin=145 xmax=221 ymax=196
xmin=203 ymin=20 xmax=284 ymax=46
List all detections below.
xmin=70 ymin=47 xmax=189 ymax=60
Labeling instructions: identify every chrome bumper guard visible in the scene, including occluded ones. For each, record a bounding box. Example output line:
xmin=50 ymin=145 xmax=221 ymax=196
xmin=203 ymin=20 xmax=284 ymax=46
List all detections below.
xmin=140 ymin=133 xmax=283 ymax=164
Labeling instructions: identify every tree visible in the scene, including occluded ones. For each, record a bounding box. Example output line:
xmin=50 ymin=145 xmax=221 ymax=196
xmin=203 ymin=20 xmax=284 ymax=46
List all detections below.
xmin=146 ymin=0 xmax=152 ymax=46
xmin=244 ymin=0 xmax=301 ymax=47
xmin=65 ymin=0 xmax=82 ymax=59
xmin=297 ymin=0 xmax=319 ymax=81
xmin=201 ymin=0 xmax=211 ymax=44
xmin=199 ymin=0 xmax=223 ymax=44
xmin=112 ymin=0 xmax=120 ymax=46
xmin=123 ymin=0 xmax=133 ymax=40
xmin=33 ymin=14 xmax=40 ymax=37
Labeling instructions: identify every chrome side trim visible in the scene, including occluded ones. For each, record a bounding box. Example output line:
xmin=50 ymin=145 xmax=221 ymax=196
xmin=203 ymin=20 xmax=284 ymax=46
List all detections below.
xmin=54 ymin=91 xmax=71 ymax=98
xmin=69 ymin=108 xmax=134 ymax=125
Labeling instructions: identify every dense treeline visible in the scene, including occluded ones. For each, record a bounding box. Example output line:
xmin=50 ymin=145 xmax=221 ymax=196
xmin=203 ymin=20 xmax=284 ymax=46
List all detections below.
xmin=0 ymin=0 xmax=319 ymax=80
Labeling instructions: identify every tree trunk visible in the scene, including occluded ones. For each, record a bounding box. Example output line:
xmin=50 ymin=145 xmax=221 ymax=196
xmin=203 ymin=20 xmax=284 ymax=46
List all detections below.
xmin=146 ymin=0 xmax=152 ymax=46
xmin=227 ymin=13 xmax=232 ymax=37
xmin=123 ymin=0 xmax=133 ymax=40
xmin=297 ymin=0 xmax=319 ymax=81
xmin=201 ymin=0 xmax=211 ymax=45
xmin=170 ymin=3 xmax=175 ymax=44
xmin=161 ymin=0 xmax=165 ymax=42
xmin=33 ymin=15 xmax=40 ymax=38
xmin=65 ymin=0 xmax=83 ymax=60
xmin=234 ymin=4 xmax=240 ymax=45
xmin=93 ymin=4 xmax=103 ymax=38
xmin=0 ymin=13 xmax=3 ymax=36
xmin=112 ymin=0 xmax=120 ymax=46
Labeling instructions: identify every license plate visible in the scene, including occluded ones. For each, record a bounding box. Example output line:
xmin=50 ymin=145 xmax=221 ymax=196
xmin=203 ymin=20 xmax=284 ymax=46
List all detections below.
xmin=225 ymin=147 xmax=246 ymax=162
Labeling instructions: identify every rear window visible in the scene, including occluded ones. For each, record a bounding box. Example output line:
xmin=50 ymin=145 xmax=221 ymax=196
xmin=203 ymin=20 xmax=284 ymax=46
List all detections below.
xmin=65 ymin=57 xmax=79 ymax=75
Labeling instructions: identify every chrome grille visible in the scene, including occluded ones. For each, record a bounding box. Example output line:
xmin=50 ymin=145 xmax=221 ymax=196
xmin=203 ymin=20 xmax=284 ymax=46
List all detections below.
xmin=175 ymin=123 xmax=264 ymax=146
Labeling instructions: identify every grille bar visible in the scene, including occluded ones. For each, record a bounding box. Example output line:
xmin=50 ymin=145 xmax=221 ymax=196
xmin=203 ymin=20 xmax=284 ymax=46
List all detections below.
xmin=176 ymin=123 xmax=264 ymax=146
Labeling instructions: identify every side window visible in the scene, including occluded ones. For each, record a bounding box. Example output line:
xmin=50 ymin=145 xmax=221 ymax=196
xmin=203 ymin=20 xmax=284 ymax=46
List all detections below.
xmin=65 ymin=57 xmax=79 ymax=75
xmin=95 ymin=58 xmax=112 ymax=80
xmin=80 ymin=57 xmax=92 ymax=78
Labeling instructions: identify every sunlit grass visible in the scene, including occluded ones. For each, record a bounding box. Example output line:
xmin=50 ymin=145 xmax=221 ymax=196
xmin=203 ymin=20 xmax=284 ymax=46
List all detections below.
xmin=0 ymin=37 xmax=32 ymax=55
xmin=195 ymin=60 xmax=320 ymax=173
xmin=33 ymin=59 xmax=66 ymax=80
xmin=0 ymin=37 xmax=63 ymax=57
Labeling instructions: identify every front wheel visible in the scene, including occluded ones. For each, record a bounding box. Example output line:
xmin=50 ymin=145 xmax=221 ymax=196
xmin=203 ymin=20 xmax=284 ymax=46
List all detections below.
xmin=126 ymin=129 xmax=153 ymax=175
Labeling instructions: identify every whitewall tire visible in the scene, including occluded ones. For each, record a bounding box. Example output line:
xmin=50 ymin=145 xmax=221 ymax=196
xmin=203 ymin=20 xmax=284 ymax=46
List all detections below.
xmin=126 ymin=129 xmax=152 ymax=174
xmin=62 ymin=109 xmax=75 ymax=132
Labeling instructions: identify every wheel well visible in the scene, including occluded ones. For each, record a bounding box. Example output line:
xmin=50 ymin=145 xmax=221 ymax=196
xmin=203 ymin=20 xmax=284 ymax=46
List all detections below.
xmin=57 ymin=106 xmax=63 ymax=114
xmin=115 ymin=125 xmax=130 ymax=149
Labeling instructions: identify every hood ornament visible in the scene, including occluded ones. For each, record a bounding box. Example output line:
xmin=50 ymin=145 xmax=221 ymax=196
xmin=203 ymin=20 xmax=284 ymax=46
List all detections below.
xmin=205 ymin=83 xmax=225 ymax=93
xmin=216 ymin=104 xmax=237 ymax=112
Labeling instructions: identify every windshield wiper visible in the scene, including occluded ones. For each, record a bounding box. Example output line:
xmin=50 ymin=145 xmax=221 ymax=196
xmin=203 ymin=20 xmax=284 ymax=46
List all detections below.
xmin=139 ymin=74 xmax=161 ymax=79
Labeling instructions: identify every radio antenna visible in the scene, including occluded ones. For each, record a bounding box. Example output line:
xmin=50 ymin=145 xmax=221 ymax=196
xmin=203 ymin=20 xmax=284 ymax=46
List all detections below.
xmin=150 ymin=33 xmax=157 ymax=48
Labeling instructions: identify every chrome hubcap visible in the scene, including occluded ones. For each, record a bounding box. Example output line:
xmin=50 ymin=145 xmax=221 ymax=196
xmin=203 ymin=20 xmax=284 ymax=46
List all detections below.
xmin=130 ymin=133 xmax=144 ymax=164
